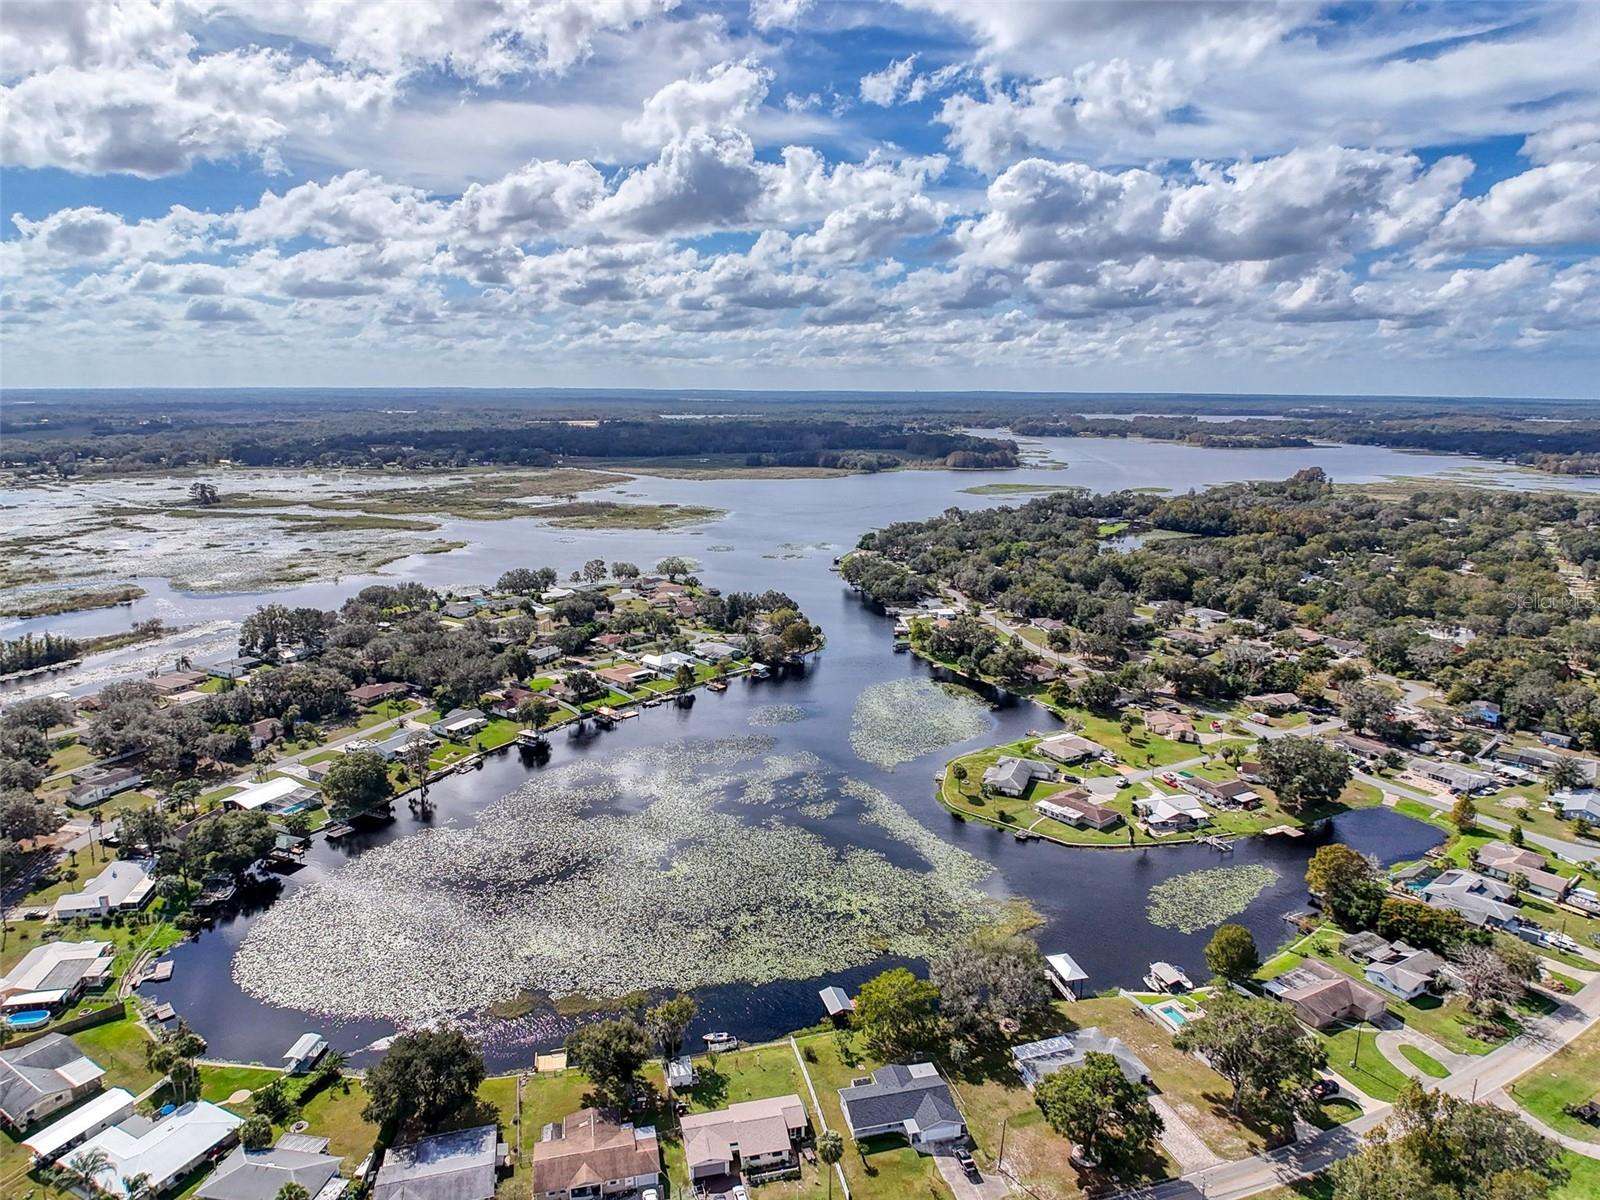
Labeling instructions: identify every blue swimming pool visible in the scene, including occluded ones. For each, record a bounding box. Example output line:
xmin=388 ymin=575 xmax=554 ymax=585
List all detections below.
xmin=1157 ymin=1003 xmax=1190 ymax=1026
xmin=6 ymin=1009 xmax=50 ymax=1028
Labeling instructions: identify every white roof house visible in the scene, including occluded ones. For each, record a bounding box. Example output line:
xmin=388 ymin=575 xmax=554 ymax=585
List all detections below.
xmin=226 ymin=776 xmax=316 ymax=814
xmin=23 ymin=1087 xmax=136 ymax=1162
xmin=1554 ymin=789 xmax=1600 ymax=821
xmin=0 ymin=941 xmax=115 ymax=1005
xmin=641 ymin=651 xmax=696 ymax=672
xmin=1137 ymin=793 xmax=1209 ymax=830
xmin=65 ymin=1100 xmax=242 ymax=1197
xmin=1035 ymin=734 xmax=1101 ymax=764
xmin=52 ymin=859 xmax=157 ymax=923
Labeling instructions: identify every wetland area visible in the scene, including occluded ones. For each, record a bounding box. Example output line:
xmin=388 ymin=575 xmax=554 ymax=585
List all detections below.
xmin=6 ymin=432 xmax=1591 ymax=1070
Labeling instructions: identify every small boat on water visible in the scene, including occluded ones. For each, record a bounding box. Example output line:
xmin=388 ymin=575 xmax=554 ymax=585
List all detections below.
xmin=749 ymin=663 xmax=771 ymax=679
xmin=516 ymin=729 xmax=547 ymax=748
xmin=322 ymin=822 xmax=354 ymax=840
xmin=1144 ymin=961 xmax=1194 ymax=993
xmin=702 ymin=1031 xmax=739 ymax=1051
xmin=707 ymin=679 xmax=728 ymax=692
xmin=892 ymin=640 xmax=910 ymax=653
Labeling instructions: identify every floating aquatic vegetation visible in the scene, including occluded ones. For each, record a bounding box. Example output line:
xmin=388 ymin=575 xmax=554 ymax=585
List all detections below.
xmin=233 ymin=736 xmax=997 ymax=1023
xmin=848 ymin=678 xmax=991 ymax=770
xmin=706 ymin=544 xmax=736 ymax=552
xmin=750 ymin=704 xmax=808 ymax=726
xmin=1145 ymin=865 xmax=1279 ymax=934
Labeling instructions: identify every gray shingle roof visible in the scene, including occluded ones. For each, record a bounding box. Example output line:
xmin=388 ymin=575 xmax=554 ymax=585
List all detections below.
xmin=196 ymin=1144 xmax=342 ymax=1200
xmin=839 ymin=1064 xmax=960 ymax=1134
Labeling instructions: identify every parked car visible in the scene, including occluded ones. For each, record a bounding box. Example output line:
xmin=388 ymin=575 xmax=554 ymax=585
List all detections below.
xmin=732 ymin=1186 xmax=749 ymax=1200
xmin=955 ymin=1148 xmax=980 ymax=1180
xmin=1310 ymin=1078 xmax=1338 ymax=1100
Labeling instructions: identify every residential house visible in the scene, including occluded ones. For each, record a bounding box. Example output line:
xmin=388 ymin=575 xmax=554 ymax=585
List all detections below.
xmin=225 ymin=776 xmax=317 ymax=815
xmin=430 ymin=708 xmax=489 ymax=740
xmin=1410 ymin=758 xmax=1494 ymax=794
xmin=489 ymin=685 xmax=538 ymax=718
xmin=65 ymin=767 xmax=143 ymax=809
xmin=1034 ymin=733 xmax=1101 ymax=765
xmin=1334 ymin=734 xmax=1392 ymax=762
xmin=149 ymin=670 xmax=207 ymax=696
xmin=641 ymin=651 xmax=696 ymax=674
xmin=1036 ymin=790 xmax=1122 ymax=831
xmin=21 ymin=1087 xmax=136 ymax=1165
xmin=59 ymin=1099 xmax=241 ymax=1197
xmin=441 ymin=601 xmax=477 ymax=620
xmin=681 ymin=1094 xmax=808 ymax=1184
xmin=374 ymin=729 xmax=437 ymax=762
xmin=693 ymin=641 xmax=739 ymax=662
xmin=1421 ymin=869 xmax=1525 ymax=930
xmin=981 ymin=756 xmax=1056 ymax=797
xmin=1465 ymin=699 xmax=1502 ymax=726
xmin=1364 ymin=946 xmax=1449 ymax=1001
xmin=197 ymin=1134 xmax=344 ymax=1200
xmin=1263 ymin=960 xmax=1387 ymax=1029
xmin=1324 ymin=636 xmax=1364 ymax=658
xmin=1184 ymin=607 xmax=1230 ymax=628
xmin=283 ymin=1033 xmax=328 ymax=1075
xmin=1238 ymin=761 xmax=1267 ymax=784
xmin=837 ymin=1064 xmax=965 ymax=1149
xmin=348 ymin=682 xmax=412 ymax=708
xmin=1540 ymin=730 xmax=1574 ymax=749
xmin=0 ymin=941 xmax=115 ymax=1010
xmin=240 ymin=719 xmax=281 ymax=756
xmin=1555 ymin=789 xmax=1600 ymax=822
xmin=208 ymin=656 xmax=260 ymax=681
xmin=0 ymin=1035 xmax=106 ymax=1130
xmin=1135 ymin=793 xmax=1209 ymax=833
xmin=1474 ymin=842 xmax=1574 ymax=901
xmin=1180 ymin=777 xmax=1261 ymax=809
xmin=530 ymin=1109 xmax=659 ymax=1200
xmin=52 ymin=857 xmax=157 ymax=922
xmin=1244 ymin=692 xmax=1301 ymax=714
xmin=1011 ymin=1031 xmax=1150 ymax=1089
xmin=1164 ymin=629 xmax=1216 ymax=653
xmin=665 ymin=1057 xmax=697 ymax=1091
xmin=528 ymin=646 xmax=563 ymax=667
xmin=376 ymin=1125 xmax=503 ymax=1200
xmin=596 ymin=665 xmax=653 ymax=689
xmin=1145 ymin=710 xmax=1197 ymax=741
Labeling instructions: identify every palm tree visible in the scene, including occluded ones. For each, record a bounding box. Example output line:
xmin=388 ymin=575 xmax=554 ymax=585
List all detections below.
xmin=121 ymin=1173 xmax=154 ymax=1200
xmin=62 ymin=1146 xmax=112 ymax=1194
xmin=817 ymin=1130 xmax=844 ymax=1199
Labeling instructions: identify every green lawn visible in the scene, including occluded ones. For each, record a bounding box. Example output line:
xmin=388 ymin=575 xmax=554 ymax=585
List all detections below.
xmin=297 ymin=1079 xmax=379 ymax=1171
xmin=71 ymin=1008 xmax=161 ymax=1092
xmin=1511 ymin=1019 xmax=1600 ymax=1143
xmin=1398 ymin=1044 xmax=1449 ymax=1078
xmin=1319 ymin=1026 xmax=1409 ymax=1101
xmin=1553 ymin=1151 xmax=1600 ymax=1200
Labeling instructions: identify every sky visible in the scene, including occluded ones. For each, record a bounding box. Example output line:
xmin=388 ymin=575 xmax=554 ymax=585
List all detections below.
xmin=2 ymin=0 xmax=1598 ymax=397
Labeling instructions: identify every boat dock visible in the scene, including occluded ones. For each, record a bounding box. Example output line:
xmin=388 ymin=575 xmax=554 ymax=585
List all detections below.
xmin=1263 ymin=824 xmax=1305 ymax=838
xmin=1045 ymin=951 xmax=1089 ymax=1000
xmin=1200 ymin=834 xmax=1235 ymax=851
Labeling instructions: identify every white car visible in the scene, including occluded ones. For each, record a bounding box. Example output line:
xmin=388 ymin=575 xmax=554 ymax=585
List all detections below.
xmin=732 ymin=1187 xmax=750 ymax=1200
xmin=641 ymin=1191 xmax=659 ymax=1200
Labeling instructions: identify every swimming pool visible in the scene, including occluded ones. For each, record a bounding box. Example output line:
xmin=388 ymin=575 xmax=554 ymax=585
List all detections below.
xmin=1157 ymin=1002 xmax=1189 ymax=1026
xmin=6 ymin=1009 xmax=51 ymax=1028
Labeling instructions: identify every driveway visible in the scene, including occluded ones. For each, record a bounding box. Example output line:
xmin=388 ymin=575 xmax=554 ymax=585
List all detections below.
xmin=932 ymin=1148 xmax=1016 ymax=1200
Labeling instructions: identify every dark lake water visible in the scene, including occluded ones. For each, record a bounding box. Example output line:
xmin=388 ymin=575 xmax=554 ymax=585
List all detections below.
xmin=9 ymin=431 xmax=1492 ymax=1069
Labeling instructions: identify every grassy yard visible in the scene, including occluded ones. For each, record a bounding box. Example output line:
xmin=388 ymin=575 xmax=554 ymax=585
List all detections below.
xmin=1047 ymin=706 xmax=1205 ymax=768
xmin=1511 ymin=1019 xmax=1600 ymax=1143
xmin=794 ymin=1033 xmax=954 ymax=1200
xmin=297 ymin=1079 xmax=378 ymax=1170
xmin=71 ymin=1008 xmax=161 ymax=1092
xmin=1398 ymin=1044 xmax=1449 ymax=1078
xmin=1319 ymin=1026 xmax=1409 ymax=1101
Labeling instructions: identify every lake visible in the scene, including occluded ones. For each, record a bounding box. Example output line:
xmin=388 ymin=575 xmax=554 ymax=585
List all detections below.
xmin=12 ymin=431 xmax=1537 ymax=1068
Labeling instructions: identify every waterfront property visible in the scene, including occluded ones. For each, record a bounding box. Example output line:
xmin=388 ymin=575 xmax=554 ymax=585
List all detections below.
xmin=0 ymin=940 xmax=115 ymax=1011
xmin=1011 ymin=1031 xmax=1151 ymax=1088
xmin=1036 ymin=789 xmax=1121 ymax=830
xmin=225 ymin=776 xmax=319 ymax=815
xmin=1263 ymin=960 xmax=1387 ymax=1029
xmin=680 ymin=1093 xmax=808 ymax=1184
xmin=374 ymin=1125 xmax=502 ymax=1200
xmin=838 ymin=1063 xmax=965 ymax=1148
xmin=52 ymin=857 xmax=158 ymax=922
xmin=197 ymin=1133 xmax=344 ymax=1200
xmin=429 ymin=708 xmax=490 ymax=740
xmin=982 ymin=755 xmax=1056 ymax=797
xmin=63 ymin=1099 xmax=243 ymax=1197
xmin=529 ymin=1109 xmax=659 ymax=1200
xmin=283 ymin=1032 xmax=329 ymax=1074
xmin=1363 ymin=945 xmax=1450 ymax=1001
xmin=1035 ymin=733 xmax=1102 ymax=765
xmin=0 ymin=1033 xmax=106 ymax=1129
xmin=1136 ymin=793 xmax=1210 ymax=833
xmin=1421 ymin=869 xmax=1527 ymax=930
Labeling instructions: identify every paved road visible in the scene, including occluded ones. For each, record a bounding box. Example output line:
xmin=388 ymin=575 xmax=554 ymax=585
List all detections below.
xmin=1112 ymin=971 xmax=1600 ymax=1198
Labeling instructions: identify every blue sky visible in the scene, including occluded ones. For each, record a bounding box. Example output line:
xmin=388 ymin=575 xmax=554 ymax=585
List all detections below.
xmin=2 ymin=0 xmax=1598 ymax=396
